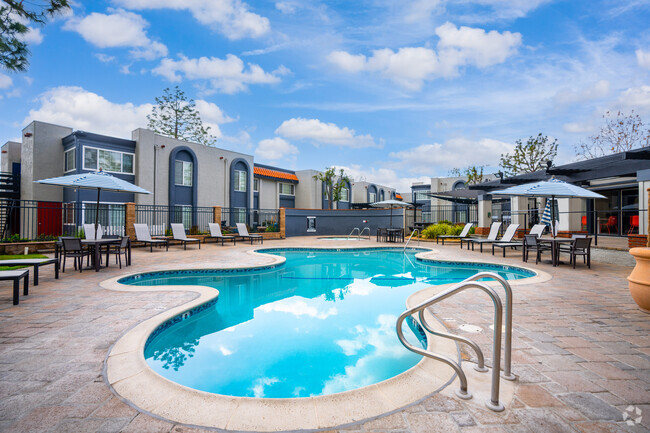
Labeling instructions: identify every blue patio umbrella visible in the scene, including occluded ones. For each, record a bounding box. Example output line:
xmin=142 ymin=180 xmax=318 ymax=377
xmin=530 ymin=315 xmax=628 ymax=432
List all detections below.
xmin=35 ymin=169 xmax=151 ymax=239
xmin=492 ymin=178 xmax=605 ymax=238
xmin=370 ymin=199 xmax=413 ymax=229
xmin=541 ymin=199 xmax=558 ymax=236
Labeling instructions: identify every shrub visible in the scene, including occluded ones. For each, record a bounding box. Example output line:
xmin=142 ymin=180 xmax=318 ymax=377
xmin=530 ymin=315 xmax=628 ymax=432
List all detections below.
xmin=422 ymin=223 xmax=453 ymax=239
xmin=189 ymin=225 xmax=200 ymax=235
xmin=438 ymin=219 xmax=453 ymax=225
xmin=265 ymin=223 xmax=279 ymax=232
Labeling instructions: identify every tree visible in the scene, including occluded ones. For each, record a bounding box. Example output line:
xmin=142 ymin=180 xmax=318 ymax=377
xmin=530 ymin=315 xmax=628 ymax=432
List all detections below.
xmin=147 ymin=86 xmax=217 ymax=146
xmin=1 ymin=0 xmax=70 ymax=72
xmin=575 ymin=110 xmax=650 ymax=159
xmin=313 ymin=167 xmax=351 ymax=210
xmin=448 ymin=165 xmax=485 ymax=185
xmin=499 ymin=133 xmax=558 ymax=177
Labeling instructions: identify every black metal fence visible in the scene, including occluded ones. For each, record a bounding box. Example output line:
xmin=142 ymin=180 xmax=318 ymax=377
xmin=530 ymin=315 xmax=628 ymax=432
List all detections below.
xmin=135 ymin=205 xmax=213 ymax=236
xmin=1 ymin=200 xmax=125 ymax=241
xmin=220 ymin=208 xmax=280 ymax=232
xmin=419 ymin=204 xmax=478 ymax=224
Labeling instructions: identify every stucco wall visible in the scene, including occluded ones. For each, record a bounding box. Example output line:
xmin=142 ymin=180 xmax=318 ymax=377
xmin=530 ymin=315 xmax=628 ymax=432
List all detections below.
xmin=20 ymin=121 xmax=73 ymax=202
xmin=351 ymin=181 xmax=396 ymax=204
xmin=1 ymin=141 xmax=21 ymax=173
xmin=258 ymin=178 xmax=279 ymax=209
xmin=295 ymin=169 xmax=323 ymax=209
xmin=284 ymin=208 xmax=404 ymax=237
xmin=132 ymin=129 xmax=253 ymax=208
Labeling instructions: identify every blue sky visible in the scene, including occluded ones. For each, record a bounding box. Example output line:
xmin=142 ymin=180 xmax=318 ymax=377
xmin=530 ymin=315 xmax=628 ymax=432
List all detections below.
xmin=1 ymin=0 xmax=649 ymax=191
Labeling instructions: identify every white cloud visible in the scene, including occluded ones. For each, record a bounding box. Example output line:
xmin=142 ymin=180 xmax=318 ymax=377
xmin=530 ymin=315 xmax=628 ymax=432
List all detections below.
xmin=152 ymin=54 xmax=286 ymax=94
xmin=275 ymin=118 xmax=379 ymax=148
xmin=114 ymin=0 xmax=270 ymax=40
xmin=337 ymin=164 xmax=429 ymax=193
xmin=403 ymin=0 xmax=444 ymax=23
xmin=388 ymin=137 xmax=513 ymax=175
xmin=65 ymin=9 xmax=167 ymax=60
xmin=636 ymin=49 xmax=650 ymax=69
xmin=250 ymin=377 xmax=279 ymax=398
xmin=563 ymin=121 xmax=594 ymax=134
xmin=553 ymin=80 xmax=610 ymax=105
xmin=275 ymin=1 xmax=297 ymax=14
xmin=258 ymin=299 xmax=337 ymax=320
xmin=618 ymin=85 xmax=650 ymax=111
xmin=328 ymin=22 xmax=521 ymax=90
xmin=255 ymin=137 xmax=298 ymax=161
xmin=24 ymin=86 xmax=152 ymax=138
xmin=0 ymin=74 xmax=12 ymax=89
xmin=10 ymin=12 xmax=44 ymax=45
xmin=194 ymin=100 xmax=235 ymax=138
xmin=95 ymin=53 xmax=116 ymax=63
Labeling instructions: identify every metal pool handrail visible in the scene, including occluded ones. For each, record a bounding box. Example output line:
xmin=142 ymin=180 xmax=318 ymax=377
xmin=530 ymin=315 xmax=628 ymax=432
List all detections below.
xmin=348 ymin=228 xmax=360 ymax=240
xmin=396 ymin=272 xmax=514 ymax=412
xmin=359 ymin=227 xmax=371 ymax=240
xmin=404 ymin=229 xmax=420 ymax=250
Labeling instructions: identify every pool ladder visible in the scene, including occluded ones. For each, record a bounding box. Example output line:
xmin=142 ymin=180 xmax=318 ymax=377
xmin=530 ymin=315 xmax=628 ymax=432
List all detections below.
xmin=396 ymin=272 xmax=515 ymax=412
xmin=404 ymin=229 xmax=420 ymax=250
xmin=348 ymin=227 xmax=371 ymax=240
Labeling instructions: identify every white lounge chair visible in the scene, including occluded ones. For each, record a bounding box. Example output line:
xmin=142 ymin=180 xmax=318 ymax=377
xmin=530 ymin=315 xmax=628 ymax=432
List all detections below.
xmin=236 ymin=223 xmax=263 ymax=244
xmin=461 ymin=222 xmax=501 ymax=249
xmin=134 ymin=224 xmax=169 ymax=252
xmin=529 ymin=224 xmax=546 ymax=237
xmin=470 ymin=223 xmax=519 ymax=253
xmin=83 ymin=223 xmax=103 ymax=240
xmin=171 ymin=224 xmax=201 ymax=250
xmin=437 ymin=223 xmax=474 ymax=245
xmin=205 ymin=223 xmax=236 ymax=245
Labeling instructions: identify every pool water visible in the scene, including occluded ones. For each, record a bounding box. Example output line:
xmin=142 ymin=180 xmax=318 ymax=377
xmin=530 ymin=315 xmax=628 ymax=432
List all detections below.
xmin=124 ymin=248 xmax=533 ymax=398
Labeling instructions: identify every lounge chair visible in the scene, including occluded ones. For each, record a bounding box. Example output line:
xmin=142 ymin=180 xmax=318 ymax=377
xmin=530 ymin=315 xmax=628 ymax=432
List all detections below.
xmin=0 ymin=258 xmax=58 ymax=285
xmin=469 ymin=222 xmax=515 ymax=252
xmin=236 ymin=223 xmax=263 ymax=244
xmin=84 ymin=223 xmax=103 ymax=240
xmin=491 ymin=223 xmax=546 ymax=257
xmin=0 ymin=269 xmax=29 ymax=305
xmin=438 ymin=223 xmax=473 ymax=245
xmin=134 ymin=224 xmax=169 ymax=252
xmin=171 ymin=224 xmax=201 ymax=250
xmin=205 ymin=223 xmax=236 ymax=245
xmin=462 ymin=222 xmax=501 ymax=250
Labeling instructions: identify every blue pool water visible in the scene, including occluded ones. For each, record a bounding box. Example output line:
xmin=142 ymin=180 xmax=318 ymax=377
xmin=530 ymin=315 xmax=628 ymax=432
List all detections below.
xmin=122 ymin=248 xmax=533 ymax=398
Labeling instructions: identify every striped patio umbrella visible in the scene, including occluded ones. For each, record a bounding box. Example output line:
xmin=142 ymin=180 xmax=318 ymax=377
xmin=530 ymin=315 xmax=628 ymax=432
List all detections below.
xmin=541 ymin=199 xmax=558 ymax=236
xmin=492 ymin=178 xmax=605 ymax=238
xmin=35 ymin=169 xmax=151 ymax=239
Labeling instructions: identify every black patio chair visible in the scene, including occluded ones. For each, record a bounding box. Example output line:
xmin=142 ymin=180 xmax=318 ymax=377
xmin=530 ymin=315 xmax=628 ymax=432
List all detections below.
xmin=561 ymin=237 xmax=592 ymax=269
xmin=61 ymin=238 xmax=92 ymax=273
xmin=522 ymin=234 xmax=551 ymax=264
xmin=107 ymin=236 xmax=130 ymax=269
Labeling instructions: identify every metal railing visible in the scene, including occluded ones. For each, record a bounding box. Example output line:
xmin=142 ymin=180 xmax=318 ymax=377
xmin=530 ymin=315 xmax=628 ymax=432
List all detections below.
xmin=418 ymin=204 xmax=479 ymax=225
xmin=359 ymin=227 xmax=371 ymax=240
xmin=404 ymin=229 xmax=420 ymax=250
xmin=348 ymin=227 xmax=360 ymax=240
xmin=220 ymin=208 xmax=280 ymax=232
xmin=135 ymin=204 xmax=213 ymax=236
xmin=396 ymin=272 xmax=514 ymax=412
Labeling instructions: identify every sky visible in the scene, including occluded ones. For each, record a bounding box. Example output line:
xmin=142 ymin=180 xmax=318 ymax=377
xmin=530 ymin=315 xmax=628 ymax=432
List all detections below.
xmin=1 ymin=0 xmax=650 ymax=192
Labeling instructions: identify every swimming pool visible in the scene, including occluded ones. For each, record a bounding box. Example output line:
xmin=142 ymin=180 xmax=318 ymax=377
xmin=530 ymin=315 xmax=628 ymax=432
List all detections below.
xmin=120 ymin=248 xmax=534 ymax=399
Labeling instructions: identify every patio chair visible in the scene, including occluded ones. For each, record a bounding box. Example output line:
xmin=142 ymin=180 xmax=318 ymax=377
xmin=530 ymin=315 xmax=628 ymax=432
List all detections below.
xmin=467 ymin=222 xmax=508 ymax=252
xmin=236 ymin=223 xmax=263 ymax=244
xmin=171 ymin=224 xmax=201 ymax=250
xmin=559 ymin=237 xmax=592 ymax=268
xmin=461 ymin=222 xmax=500 ymax=249
xmin=106 ymin=236 xmax=130 ymax=269
xmin=205 ymin=223 xmax=237 ymax=246
xmin=134 ymin=224 xmax=169 ymax=252
xmin=377 ymin=227 xmax=388 ymax=242
xmin=522 ymin=234 xmax=552 ymax=264
xmin=61 ymin=238 xmax=92 ymax=273
xmin=0 ymin=269 xmax=29 ymax=305
xmin=438 ymin=223 xmax=473 ymax=245
xmin=529 ymin=224 xmax=546 ymax=237
xmin=83 ymin=223 xmax=103 ymax=240
xmin=0 ymin=258 xmax=58 ymax=285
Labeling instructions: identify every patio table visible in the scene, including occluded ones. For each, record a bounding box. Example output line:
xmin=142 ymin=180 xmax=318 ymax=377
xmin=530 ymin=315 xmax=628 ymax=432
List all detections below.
xmin=386 ymin=228 xmax=404 ymax=243
xmin=56 ymin=238 xmax=131 ymax=272
xmin=537 ymin=238 xmax=573 ymax=267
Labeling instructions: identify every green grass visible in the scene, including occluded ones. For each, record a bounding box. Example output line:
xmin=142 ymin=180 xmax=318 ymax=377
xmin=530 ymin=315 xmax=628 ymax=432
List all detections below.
xmin=0 ymin=254 xmax=48 ymax=271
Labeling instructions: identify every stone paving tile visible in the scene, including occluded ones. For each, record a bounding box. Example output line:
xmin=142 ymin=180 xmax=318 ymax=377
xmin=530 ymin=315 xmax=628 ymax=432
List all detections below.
xmin=0 ymin=238 xmax=647 ymax=433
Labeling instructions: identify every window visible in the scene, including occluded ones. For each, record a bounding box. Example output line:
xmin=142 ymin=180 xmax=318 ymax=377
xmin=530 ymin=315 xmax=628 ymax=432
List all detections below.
xmin=234 ymin=170 xmax=247 ymax=192
xmin=175 ymin=160 xmax=193 ymax=186
xmin=83 ymin=147 xmax=135 ymax=174
xmin=414 ymin=191 xmax=430 ymax=201
xmin=253 ymin=178 xmax=259 ymax=192
xmin=340 ymin=187 xmax=349 ymax=202
xmin=369 ymin=192 xmax=377 ymax=203
xmin=234 ymin=207 xmax=247 ymax=223
xmin=174 ymin=205 xmax=192 ymax=229
xmin=279 ymin=183 xmax=295 ymax=195
xmin=64 ymin=148 xmax=76 ymax=172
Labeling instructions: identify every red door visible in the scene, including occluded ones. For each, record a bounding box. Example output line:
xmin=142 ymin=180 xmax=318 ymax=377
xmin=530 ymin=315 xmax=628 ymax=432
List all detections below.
xmin=38 ymin=202 xmax=62 ymax=237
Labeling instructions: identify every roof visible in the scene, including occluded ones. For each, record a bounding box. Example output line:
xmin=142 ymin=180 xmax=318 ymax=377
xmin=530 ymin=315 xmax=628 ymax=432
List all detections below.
xmin=253 ymin=166 xmax=299 ymax=182
xmin=395 ymin=193 xmax=403 ymax=200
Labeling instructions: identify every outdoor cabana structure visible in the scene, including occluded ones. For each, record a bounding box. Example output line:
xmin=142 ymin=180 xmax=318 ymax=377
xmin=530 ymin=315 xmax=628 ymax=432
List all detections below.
xmin=468 ymin=146 xmax=650 ymax=238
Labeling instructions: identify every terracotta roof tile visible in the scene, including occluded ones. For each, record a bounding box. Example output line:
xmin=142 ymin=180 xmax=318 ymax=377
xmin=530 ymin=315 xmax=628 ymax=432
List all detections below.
xmin=254 ymin=167 xmax=299 ymax=182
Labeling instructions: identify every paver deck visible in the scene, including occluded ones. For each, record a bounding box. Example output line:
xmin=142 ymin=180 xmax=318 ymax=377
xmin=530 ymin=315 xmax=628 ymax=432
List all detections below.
xmin=0 ymin=237 xmax=648 ymax=432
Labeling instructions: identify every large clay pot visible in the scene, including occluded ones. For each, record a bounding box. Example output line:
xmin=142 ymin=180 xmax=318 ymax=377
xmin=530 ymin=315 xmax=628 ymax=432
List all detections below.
xmin=628 ymin=248 xmax=650 ymax=313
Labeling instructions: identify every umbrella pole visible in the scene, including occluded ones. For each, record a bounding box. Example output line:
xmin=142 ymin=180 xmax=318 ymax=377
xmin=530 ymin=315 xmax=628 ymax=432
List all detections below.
xmin=95 ymin=188 xmax=101 ymax=239
xmin=551 ymin=195 xmax=556 ymax=239
xmin=390 ymin=206 xmax=393 ymax=229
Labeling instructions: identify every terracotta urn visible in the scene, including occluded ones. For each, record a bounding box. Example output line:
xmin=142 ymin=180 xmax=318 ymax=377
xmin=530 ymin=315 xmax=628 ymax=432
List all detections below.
xmin=628 ymin=248 xmax=650 ymax=313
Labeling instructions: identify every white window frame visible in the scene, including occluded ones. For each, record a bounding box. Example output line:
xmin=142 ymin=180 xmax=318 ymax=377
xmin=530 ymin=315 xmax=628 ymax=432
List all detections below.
xmin=174 ymin=205 xmax=193 ymax=229
xmin=369 ymin=192 xmax=377 ymax=203
xmin=279 ymin=183 xmax=295 ymax=196
xmin=234 ymin=170 xmax=247 ymax=192
xmin=414 ymin=190 xmax=431 ymax=201
xmin=83 ymin=146 xmax=135 ymax=175
xmin=175 ymin=160 xmax=193 ymax=187
xmin=340 ymin=187 xmax=349 ymax=202
xmin=64 ymin=148 xmax=76 ymax=173
xmin=234 ymin=207 xmax=247 ymax=223
xmin=253 ymin=178 xmax=259 ymax=192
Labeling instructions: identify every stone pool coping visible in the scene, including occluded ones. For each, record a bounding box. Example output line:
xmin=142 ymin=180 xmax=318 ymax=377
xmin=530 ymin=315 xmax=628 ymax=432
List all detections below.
xmin=100 ymin=246 xmax=551 ymax=432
